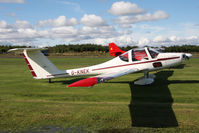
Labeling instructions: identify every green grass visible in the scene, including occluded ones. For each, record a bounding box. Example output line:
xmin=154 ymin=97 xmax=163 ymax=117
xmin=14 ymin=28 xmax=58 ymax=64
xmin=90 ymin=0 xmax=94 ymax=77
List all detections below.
xmin=0 ymin=57 xmax=199 ymax=132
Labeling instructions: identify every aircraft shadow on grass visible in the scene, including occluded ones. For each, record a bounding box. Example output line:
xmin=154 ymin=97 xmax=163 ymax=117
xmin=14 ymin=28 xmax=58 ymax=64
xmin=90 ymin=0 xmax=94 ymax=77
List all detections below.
xmin=51 ymin=70 xmax=199 ymax=128
xmin=129 ymin=71 xmax=178 ymax=128
xmin=169 ymin=63 xmax=186 ymax=69
xmin=108 ymin=70 xmax=199 ymax=128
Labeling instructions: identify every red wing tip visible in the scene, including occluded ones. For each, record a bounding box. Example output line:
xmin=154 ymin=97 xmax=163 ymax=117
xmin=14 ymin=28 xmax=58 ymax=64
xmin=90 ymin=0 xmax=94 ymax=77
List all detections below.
xmin=67 ymin=77 xmax=97 ymax=87
xmin=67 ymin=84 xmax=81 ymax=87
xmin=67 ymin=85 xmax=74 ymax=87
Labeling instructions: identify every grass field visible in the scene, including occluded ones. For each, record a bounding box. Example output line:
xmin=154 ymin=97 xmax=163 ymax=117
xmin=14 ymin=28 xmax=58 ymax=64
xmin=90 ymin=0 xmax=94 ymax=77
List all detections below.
xmin=0 ymin=57 xmax=199 ymax=133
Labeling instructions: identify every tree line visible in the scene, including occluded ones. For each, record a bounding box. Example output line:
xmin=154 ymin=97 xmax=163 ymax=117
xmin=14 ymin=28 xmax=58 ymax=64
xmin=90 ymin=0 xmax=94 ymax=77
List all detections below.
xmin=1 ymin=44 xmax=199 ymax=54
xmin=162 ymin=45 xmax=199 ymax=52
xmin=0 ymin=45 xmax=30 ymax=54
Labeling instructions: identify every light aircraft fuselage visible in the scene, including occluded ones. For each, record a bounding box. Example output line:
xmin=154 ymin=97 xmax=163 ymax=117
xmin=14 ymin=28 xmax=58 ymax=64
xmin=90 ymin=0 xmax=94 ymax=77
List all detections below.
xmin=9 ymin=43 xmax=192 ymax=87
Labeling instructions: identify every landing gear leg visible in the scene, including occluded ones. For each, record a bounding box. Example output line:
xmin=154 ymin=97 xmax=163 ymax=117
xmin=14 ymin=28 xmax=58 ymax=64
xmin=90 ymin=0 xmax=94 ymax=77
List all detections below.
xmin=48 ymin=78 xmax=52 ymax=83
xmin=134 ymin=71 xmax=154 ymax=85
xmin=144 ymin=71 xmax=149 ymax=78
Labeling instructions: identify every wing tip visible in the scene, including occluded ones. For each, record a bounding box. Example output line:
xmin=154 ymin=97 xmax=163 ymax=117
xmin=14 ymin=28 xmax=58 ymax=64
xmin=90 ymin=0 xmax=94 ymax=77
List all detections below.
xmin=67 ymin=77 xmax=98 ymax=87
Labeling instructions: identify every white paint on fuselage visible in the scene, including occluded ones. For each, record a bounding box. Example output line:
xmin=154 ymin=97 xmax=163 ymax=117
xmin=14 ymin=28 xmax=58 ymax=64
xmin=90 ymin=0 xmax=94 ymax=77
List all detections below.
xmin=65 ymin=50 xmax=184 ymax=77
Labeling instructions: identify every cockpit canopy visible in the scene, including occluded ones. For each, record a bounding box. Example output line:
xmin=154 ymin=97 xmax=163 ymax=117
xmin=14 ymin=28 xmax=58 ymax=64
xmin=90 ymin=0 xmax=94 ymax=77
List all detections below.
xmin=119 ymin=47 xmax=160 ymax=62
xmin=119 ymin=52 xmax=129 ymax=62
xmin=148 ymin=48 xmax=159 ymax=58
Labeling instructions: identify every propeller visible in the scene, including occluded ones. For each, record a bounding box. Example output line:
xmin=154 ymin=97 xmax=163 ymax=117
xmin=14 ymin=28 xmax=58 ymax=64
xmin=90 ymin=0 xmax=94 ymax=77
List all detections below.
xmin=183 ymin=53 xmax=192 ymax=60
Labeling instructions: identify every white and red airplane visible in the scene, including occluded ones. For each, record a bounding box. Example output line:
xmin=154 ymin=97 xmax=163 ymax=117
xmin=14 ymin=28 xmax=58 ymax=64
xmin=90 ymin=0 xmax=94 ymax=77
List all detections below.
xmin=8 ymin=43 xmax=192 ymax=87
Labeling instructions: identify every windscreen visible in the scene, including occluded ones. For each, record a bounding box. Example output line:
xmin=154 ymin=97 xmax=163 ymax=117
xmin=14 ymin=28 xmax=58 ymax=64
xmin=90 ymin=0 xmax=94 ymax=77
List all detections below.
xmin=119 ymin=52 xmax=129 ymax=62
xmin=148 ymin=48 xmax=159 ymax=58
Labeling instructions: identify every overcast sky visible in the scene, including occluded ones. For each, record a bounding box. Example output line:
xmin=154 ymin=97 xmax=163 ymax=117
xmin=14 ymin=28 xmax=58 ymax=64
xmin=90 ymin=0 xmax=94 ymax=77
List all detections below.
xmin=0 ymin=0 xmax=199 ymax=47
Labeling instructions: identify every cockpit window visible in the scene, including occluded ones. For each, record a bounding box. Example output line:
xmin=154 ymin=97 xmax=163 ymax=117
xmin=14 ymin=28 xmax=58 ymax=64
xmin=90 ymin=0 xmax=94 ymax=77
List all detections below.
xmin=148 ymin=48 xmax=159 ymax=58
xmin=132 ymin=49 xmax=148 ymax=61
xmin=119 ymin=52 xmax=129 ymax=62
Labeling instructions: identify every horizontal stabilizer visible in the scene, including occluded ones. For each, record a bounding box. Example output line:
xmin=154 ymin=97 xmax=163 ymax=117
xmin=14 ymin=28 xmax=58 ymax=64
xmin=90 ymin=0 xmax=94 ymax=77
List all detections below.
xmin=8 ymin=48 xmax=47 ymax=52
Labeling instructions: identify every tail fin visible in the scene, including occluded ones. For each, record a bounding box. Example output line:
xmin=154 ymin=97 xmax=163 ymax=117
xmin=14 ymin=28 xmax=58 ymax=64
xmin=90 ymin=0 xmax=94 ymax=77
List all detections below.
xmin=109 ymin=43 xmax=125 ymax=57
xmin=8 ymin=48 xmax=66 ymax=79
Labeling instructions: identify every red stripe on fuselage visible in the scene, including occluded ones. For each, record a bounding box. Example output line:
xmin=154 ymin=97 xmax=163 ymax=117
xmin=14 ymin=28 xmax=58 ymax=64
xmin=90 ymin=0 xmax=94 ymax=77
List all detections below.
xmin=92 ymin=56 xmax=180 ymax=71
xmin=22 ymin=52 xmax=37 ymax=77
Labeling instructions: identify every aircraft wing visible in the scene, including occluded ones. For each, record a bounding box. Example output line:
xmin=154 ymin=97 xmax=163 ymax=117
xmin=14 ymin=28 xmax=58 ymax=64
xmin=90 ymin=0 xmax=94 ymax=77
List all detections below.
xmin=67 ymin=68 xmax=139 ymax=87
